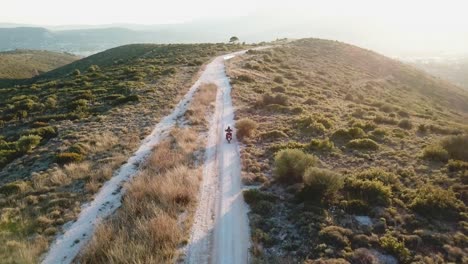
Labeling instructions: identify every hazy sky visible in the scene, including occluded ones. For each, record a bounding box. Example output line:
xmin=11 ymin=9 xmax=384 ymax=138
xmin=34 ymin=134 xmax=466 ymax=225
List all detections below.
xmin=2 ymin=0 xmax=468 ymax=56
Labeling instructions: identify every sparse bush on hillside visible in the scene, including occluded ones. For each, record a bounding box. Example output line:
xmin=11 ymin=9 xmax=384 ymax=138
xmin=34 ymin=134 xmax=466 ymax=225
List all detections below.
xmin=398 ymin=119 xmax=413 ymax=130
xmin=17 ymin=135 xmax=42 ymax=153
xmin=236 ymin=118 xmax=258 ymax=140
xmin=379 ymin=233 xmax=410 ymax=263
xmin=346 ymin=138 xmax=379 ymax=150
xmin=302 ymin=167 xmax=343 ymax=201
xmin=261 ymin=93 xmax=289 ymax=106
xmin=308 ymin=138 xmax=334 ymax=151
xmin=259 ymin=130 xmax=288 ymax=140
xmin=273 ymin=76 xmax=284 ymax=83
xmin=410 ymin=185 xmax=464 ymax=220
xmin=56 ymin=152 xmax=84 ymax=165
xmin=344 ymin=177 xmax=392 ymax=206
xmin=319 ymin=226 xmax=353 ymax=248
xmin=274 ymin=149 xmax=319 ymax=183
xmin=354 ymin=168 xmax=399 ymax=185
xmin=441 ymin=135 xmax=468 ymax=161
xmin=447 ymin=159 xmax=468 ymax=172
xmin=422 ymin=144 xmax=449 ymax=162
xmin=331 ymin=127 xmax=365 ymax=142
xmin=237 ymin=74 xmax=255 ymax=83
xmin=374 ymin=115 xmax=398 ymax=125
xmin=295 ymin=115 xmax=333 ymax=136
xmin=271 ymin=86 xmax=286 ymax=93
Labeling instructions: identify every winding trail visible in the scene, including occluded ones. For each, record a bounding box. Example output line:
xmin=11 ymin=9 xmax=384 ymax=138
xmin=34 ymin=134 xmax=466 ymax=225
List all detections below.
xmin=185 ymin=52 xmax=251 ymax=264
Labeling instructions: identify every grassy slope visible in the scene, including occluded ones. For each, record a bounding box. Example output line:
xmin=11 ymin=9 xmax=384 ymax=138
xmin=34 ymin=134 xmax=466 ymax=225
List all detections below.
xmin=0 ymin=50 xmax=80 ymax=79
xmin=227 ymin=39 xmax=468 ymax=263
xmin=0 ymin=43 xmax=244 ymax=263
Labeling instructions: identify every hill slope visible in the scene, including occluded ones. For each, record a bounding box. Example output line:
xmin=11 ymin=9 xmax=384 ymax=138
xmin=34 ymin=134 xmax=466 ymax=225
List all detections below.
xmin=227 ymin=39 xmax=468 ymax=263
xmin=0 ymin=43 xmax=244 ymax=263
xmin=0 ymin=49 xmax=80 ymax=79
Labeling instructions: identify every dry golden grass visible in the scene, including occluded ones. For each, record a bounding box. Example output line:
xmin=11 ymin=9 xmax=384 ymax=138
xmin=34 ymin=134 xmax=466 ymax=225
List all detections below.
xmin=78 ymin=83 xmax=218 ymax=263
xmin=185 ymin=83 xmax=217 ymax=126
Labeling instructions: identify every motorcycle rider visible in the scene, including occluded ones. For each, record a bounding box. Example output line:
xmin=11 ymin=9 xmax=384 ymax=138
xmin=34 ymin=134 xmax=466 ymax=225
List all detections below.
xmin=225 ymin=126 xmax=233 ymax=142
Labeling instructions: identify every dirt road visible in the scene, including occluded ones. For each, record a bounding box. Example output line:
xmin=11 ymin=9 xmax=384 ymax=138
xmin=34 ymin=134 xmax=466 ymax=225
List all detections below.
xmin=185 ymin=51 xmax=251 ymax=264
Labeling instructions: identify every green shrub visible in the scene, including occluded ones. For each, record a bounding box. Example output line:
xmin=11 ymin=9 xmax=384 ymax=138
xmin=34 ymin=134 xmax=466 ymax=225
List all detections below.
xmin=0 ymin=181 xmax=31 ymax=195
xmin=398 ymin=119 xmax=413 ymax=130
xmin=262 ymin=93 xmax=288 ymax=106
xmin=269 ymin=141 xmax=307 ymax=153
xmin=422 ymin=144 xmax=449 ymax=162
xmin=341 ymin=199 xmax=371 ymax=214
xmin=347 ymin=139 xmax=379 ymax=150
xmin=56 ymin=152 xmax=84 ymax=165
xmin=441 ymin=135 xmax=468 ymax=161
xmin=447 ymin=159 xmax=468 ymax=172
xmin=274 ymin=149 xmax=319 ymax=184
xmin=68 ymin=143 xmax=88 ymax=155
xmin=331 ymin=127 xmax=365 ymax=142
xmin=236 ymin=118 xmax=258 ymax=139
xmin=319 ymin=226 xmax=353 ymax=248
xmin=379 ymin=233 xmax=410 ymax=263
xmin=17 ymin=135 xmax=42 ymax=153
xmin=259 ymin=130 xmax=288 ymax=140
xmin=22 ymin=126 xmax=57 ymax=139
xmin=410 ymin=185 xmax=464 ymax=220
xmin=295 ymin=115 xmax=333 ymax=136
xmin=243 ymin=189 xmax=277 ymax=205
xmin=374 ymin=115 xmax=398 ymax=125
xmin=354 ymin=168 xmax=399 ymax=185
xmin=273 ymin=76 xmax=284 ymax=83
xmin=237 ymin=74 xmax=255 ymax=83
xmin=302 ymin=167 xmax=343 ymax=201
xmin=113 ymin=94 xmax=140 ymax=105
xmin=308 ymin=138 xmax=334 ymax=151
xmin=344 ymin=178 xmax=392 ymax=206
xmin=371 ymin=128 xmax=387 ymax=138
xmin=271 ymin=86 xmax=285 ymax=93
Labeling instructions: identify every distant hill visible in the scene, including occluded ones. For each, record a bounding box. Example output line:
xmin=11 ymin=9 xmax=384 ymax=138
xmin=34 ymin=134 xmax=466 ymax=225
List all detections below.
xmin=410 ymin=58 xmax=468 ymax=91
xmin=0 ymin=49 xmax=80 ymax=79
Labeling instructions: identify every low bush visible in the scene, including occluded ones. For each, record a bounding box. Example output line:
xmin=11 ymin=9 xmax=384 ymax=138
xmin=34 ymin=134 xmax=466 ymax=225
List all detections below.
xmin=447 ymin=159 xmax=468 ymax=172
xmin=319 ymin=226 xmax=353 ymax=248
xmin=344 ymin=178 xmax=392 ymax=206
xmin=273 ymin=76 xmax=284 ymax=83
xmin=271 ymin=86 xmax=286 ymax=93
xmin=379 ymin=233 xmax=410 ymax=263
xmin=331 ymin=127 xmax=365 ymax=142
xmin=56 ymin=152 xmax=84 ymax=165
xmin=354 ymin=168 xmax=399 ymax=185
xmin=422 ymin=144 xmax=449 ymax=162
xmin=374 ymin=115 xmax=398 ymax=125
xmin=274 ymin=149 xmax=319 ymax=183
xmin=398 ymin=119 xmax=413 ymax=130
xmin=17 ymin=135 xmax=42 ymax=153
xmin=22 ymin=126 xmax=57 ymax=139
xmin=441 ymin=135 xmax=468 ymax=161
xmin=261 ymin=93 xmax=288 ymax=106
xmin=410 ymin=185 xmax=464 ymax=220
xmin=237 ymin=74 xmax=255 ymax=83
xmin=308 ymin=138 xmax=334 ymax=151
xmin=341 ymin=199 xmax=371 ymax=214
xmin=259 ymin=130 xmax=288 ymax=140
xmin=236 ymin=118 xmax=258 ymax=139
xmin=113 ymin=94 xmax=140 ymax=105
xmin=346 ymin=139 xmax=379 ymax=150
xmin=302 ymin=167 xmax=343 ymax=201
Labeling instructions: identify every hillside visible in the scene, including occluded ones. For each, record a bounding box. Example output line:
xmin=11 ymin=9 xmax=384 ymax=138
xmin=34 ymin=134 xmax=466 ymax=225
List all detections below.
xmin=0 ymin=43 xmax=244 ymax=263
xmin=0 ymin=50 xmax=80 ymax=79
xmin=227 ymin=39 xmax=468 ymax=263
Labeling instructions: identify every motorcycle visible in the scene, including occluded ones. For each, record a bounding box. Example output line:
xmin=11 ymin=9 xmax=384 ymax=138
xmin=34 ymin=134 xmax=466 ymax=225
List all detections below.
xmin=226 ymin=132 xmax=233 ymax=143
